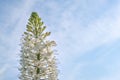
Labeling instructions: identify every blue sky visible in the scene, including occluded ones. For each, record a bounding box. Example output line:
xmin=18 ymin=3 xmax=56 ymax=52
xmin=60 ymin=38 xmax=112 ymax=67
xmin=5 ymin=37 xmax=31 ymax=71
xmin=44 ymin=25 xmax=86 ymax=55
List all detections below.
xmin=0 ymin=0 xmax=120 ymax=80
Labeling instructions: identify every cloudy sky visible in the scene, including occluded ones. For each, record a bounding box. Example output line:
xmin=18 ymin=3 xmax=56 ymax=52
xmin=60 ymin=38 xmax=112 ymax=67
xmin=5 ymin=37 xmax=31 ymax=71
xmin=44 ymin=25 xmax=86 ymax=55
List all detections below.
xmin=0 ymin=0 xmax=120 ymax=80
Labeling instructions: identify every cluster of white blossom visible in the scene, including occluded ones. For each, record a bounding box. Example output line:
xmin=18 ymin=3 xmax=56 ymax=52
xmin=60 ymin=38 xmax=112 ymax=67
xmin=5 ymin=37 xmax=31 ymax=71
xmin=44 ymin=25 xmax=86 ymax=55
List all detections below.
xmin=19 ymin=12 xmax=58 ymax=80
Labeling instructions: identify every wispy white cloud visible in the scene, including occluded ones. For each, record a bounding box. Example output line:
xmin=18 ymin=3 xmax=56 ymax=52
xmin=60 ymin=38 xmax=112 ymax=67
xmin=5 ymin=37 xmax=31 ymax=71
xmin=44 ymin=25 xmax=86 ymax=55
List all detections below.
xmin=99 ymin=70 xmax=120 ymax=80
xmin=58 ymin=1 xmax=120 ymax=56
xmin=64 ymin=63 xmax=85 ymax=80
xmin=53 ymin=1 xmax=120 ymax=80
xmin=0 ymin=64 xmax=9 ymax=80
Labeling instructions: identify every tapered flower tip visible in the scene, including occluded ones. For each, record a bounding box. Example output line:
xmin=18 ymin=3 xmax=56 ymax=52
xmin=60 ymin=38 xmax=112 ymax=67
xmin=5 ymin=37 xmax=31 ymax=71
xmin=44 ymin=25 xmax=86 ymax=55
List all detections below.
xmin=31 ymin=12 xmax=39 ymax=18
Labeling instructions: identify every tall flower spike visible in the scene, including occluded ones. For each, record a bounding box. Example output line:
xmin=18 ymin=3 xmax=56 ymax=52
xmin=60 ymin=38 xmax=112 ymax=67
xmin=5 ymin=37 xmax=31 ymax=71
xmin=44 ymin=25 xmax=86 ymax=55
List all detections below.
xmin=19 ymin=12 xmax=58 ymax=80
